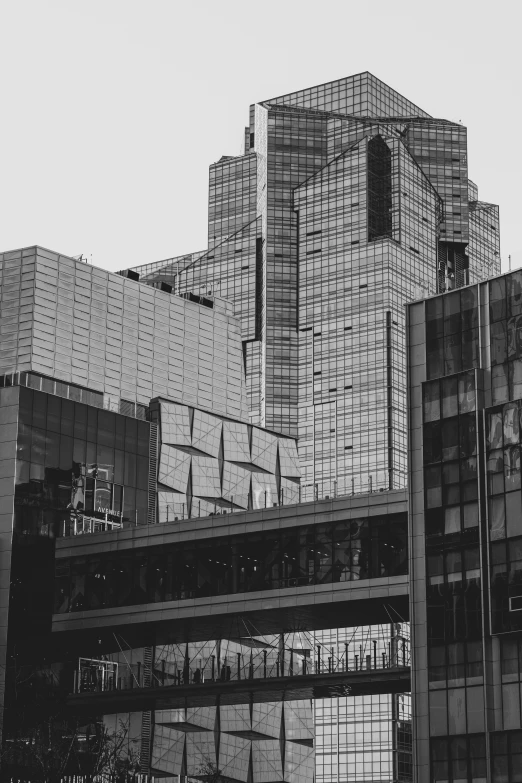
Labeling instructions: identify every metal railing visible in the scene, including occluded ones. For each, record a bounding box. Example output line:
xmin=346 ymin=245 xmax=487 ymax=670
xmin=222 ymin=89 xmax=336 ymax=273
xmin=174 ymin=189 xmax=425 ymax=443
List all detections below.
xmin=73 ymin=639 xmax=410 ymax=695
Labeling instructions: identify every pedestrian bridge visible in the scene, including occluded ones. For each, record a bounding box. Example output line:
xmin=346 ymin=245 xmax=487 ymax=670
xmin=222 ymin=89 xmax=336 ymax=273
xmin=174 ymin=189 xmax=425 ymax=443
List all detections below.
xmin=52 ymin=491 xmax=409 ymax=654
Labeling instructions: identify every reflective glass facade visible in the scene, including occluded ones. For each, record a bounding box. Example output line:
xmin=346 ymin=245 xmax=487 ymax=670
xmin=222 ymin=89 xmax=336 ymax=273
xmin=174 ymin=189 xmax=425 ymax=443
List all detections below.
xmin=15 ymin=387 xmax=150 ymax=538
xmin=129 ymin=72 xmax=500 ymax=502
xmin=408 ymin=269 xmax=522 ymax=782
xmin=54 ymin=512 xmax=408 ymax=613
xmin=124 ymin=73 xmax=501 ymax=783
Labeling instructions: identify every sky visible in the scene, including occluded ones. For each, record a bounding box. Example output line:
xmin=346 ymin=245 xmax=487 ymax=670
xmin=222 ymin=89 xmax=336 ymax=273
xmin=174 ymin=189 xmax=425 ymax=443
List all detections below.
xmin=0 ymin=0 xmax=520 ymax=273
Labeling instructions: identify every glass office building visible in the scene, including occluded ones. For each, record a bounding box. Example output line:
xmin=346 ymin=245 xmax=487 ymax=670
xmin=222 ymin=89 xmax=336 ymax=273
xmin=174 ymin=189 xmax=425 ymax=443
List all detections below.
xmin=129 ymin=71 xmax=500 ymax=499
xmin=126 ymin=72 xmax=501 ymax=782
xmin=0 ymin=246 xmax=311 ymax=782
xmin=408 ymin=270 xmax=522 ymax=782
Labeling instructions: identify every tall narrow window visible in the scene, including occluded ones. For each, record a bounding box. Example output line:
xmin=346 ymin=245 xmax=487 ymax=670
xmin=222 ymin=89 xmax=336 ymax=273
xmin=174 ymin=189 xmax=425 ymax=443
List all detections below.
xmin=368 ymin=135 xmax=392 ymax=241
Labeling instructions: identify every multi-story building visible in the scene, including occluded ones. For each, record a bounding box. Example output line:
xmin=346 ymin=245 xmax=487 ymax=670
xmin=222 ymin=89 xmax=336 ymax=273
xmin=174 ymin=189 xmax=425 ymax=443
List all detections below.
xmin=125 ymin=72 xmax=500 ymax=782
xmin=128 ymin=70 xmax=500 ymax=499
xmin=408 ymin=269 xmax=522 ymax=781
xmin=0 ymin=245 xmax=308 ymax=781
xmin=0 ymin=73 xmax=502 ymax=783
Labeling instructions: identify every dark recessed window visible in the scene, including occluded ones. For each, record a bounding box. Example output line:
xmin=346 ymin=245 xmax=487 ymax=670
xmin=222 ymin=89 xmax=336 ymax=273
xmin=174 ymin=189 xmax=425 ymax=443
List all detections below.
xmin=345 ymin=445 xmax=353 ymax=450
xmin=344 ymin=326 xmax=352 ymax=331
xmin=329 ymin=388 xmax=337 ymax=392
xmin=351 ymin=240 xmax=360 ymax=245
xmin=344 ymin=385 xmax=352 ymax=390
xmin=314 ymin=332 xmax=321 ymax=337
xmin=306 ymin=229 xmax=322 ymax=237
xmin=242 ymin=266 xmax=249 ymax=270
xmin=368 ymin=134 xmax=392 ymax=241
xmin=314 ymin=371 xmax=322 ymax=376
xmin=359 ymin=284 xmax=367 ymax=289
xmin=301 ymin=327 xmax=312 ymax=332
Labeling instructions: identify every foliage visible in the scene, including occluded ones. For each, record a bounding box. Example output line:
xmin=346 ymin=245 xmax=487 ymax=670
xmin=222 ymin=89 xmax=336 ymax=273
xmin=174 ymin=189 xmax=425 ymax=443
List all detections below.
xmin=1 ymin=715 xmax=140 ymax=783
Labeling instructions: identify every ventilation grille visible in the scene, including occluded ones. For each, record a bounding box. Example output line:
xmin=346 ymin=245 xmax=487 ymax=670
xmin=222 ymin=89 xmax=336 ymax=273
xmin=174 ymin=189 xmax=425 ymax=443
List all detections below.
xmin=147 ymin=422 xmax=158 ymax=525
xmin=140 ymin=708 xmax=152 ymax=774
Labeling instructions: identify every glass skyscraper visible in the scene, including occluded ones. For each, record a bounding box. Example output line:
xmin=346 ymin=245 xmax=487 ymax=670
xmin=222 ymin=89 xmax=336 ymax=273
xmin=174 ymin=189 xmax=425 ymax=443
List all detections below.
xmin=407 ymin=268 xmax=522 ymax=782
xmin=127 ymin=71 xmax=501 ymax=782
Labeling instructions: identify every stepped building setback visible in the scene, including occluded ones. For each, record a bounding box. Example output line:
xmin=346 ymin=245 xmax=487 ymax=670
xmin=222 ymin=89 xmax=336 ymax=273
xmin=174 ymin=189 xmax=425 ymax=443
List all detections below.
xmin=0 ymin=71 xmax=502 ymax=783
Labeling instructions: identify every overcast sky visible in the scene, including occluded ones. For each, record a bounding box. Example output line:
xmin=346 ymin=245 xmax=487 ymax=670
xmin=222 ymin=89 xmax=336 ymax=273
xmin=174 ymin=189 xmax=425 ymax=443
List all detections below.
xmin=1 ymin=0 xmax=520 ymax=273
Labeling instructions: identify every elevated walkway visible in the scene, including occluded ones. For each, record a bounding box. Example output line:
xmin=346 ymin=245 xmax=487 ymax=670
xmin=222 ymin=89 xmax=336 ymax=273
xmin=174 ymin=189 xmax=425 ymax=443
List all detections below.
xmin=67 ymin=666 xmax=411 ymax=714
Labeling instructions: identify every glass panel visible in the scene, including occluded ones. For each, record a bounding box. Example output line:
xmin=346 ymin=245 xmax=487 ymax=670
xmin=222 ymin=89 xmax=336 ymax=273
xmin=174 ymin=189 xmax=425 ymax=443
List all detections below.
xmin=507 ymin=315 xmax=522 ymax=359
xmin=510 ymin=359 xmax=522 ymax=399
xmin=488 ymin=411 xmax=504 ymax=450
xmin=461 ymin=286 xmax=478 ymax=330
xmin=424 ymin=422 xmax=442 ymax=464
xmin=490 ymin=497 xmax=506 ymax=540
xmin=491 ymin=321 xmax=508 ymax=366
xmin=423 ymin=380 xmax=441 ymax=422
xmin=508 ymin=270 xmax=522 ymax=316
xmin=442 ymin=418 xmax=459 ymax=460
xmin=504 ymin=447 xmax=521 ymax=492
xmin=461 ymin=328 xmax=479 ymax=370
xmin=442 ymin=377 xmax=458 ymax=418
xmin=444 ymin=333 xmax=461 ymax=375
xmin=489 ymin=276 xmax=506 ymax=322
xmin=458 ymin=371 xmax=475 ymax=413
xmin=426 ymin=296 xmax=444 ymax=340
xmin=503 ymin=403 xmax=520 ymax=444
xmin=492 ymin=364 xmax=509 ymax=405
xmin=444 ymin=291 xmax=461 ymax=335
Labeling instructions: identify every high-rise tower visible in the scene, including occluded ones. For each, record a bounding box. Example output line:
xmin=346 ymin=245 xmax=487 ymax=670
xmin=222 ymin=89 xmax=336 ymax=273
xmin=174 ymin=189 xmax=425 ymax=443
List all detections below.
xmin=129 ymin=71 xmax=500 ymax=502
xmin=125 ymin=72 xmax=501 ymax=783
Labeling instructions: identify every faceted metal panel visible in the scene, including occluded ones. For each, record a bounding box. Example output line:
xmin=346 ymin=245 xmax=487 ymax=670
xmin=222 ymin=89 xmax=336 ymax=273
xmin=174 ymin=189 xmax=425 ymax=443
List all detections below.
xmin=191 ymin=455 xmax=221 ymax=498
xmin=186 ymin=706 xmax=216 ymax=731
xmin=223 ymin=419 xmax=251 ymax=463
xmin=151 ymin=724 xmax=184 ymax=776
xmin=222 ymin=462 xmax=250 ymax=509
xmin=218 ymin=734 xmax=251 ymax=782
xmin=160 ymin=400 xmax=191 ymax=446
xmin=279 ymin=478 xmax=299 ymax=506
xmin=192 ymin=409 xmax=222 ymax=458
xmin=155 ymin=401 xmax=299 ymax=517
xmin=220 ymin=704 xmax=251 ymax=733
xmin=150 ymin=654 xmax=314 ymax=782
xmin=252 ymin=702 xmax=282 ymax=739
xmin=284 ymin=742 xmax=314 ymax=783
xmin=251 ymin=472 xmax=278 ymax=510
xmin=252 ymin=740 xmax=284 ymax=782
xmin=284 ymin=701 xmax=314 ymax=742
xmin=158 ymin=445 xmax=190 ymax=493
xmin=251 ymin=429 xmax=278 ymax=473
xmin=186 ymin=732 xmax=217 ymax=776
xmin=277 ymin=439 xmax=300 ymax=479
